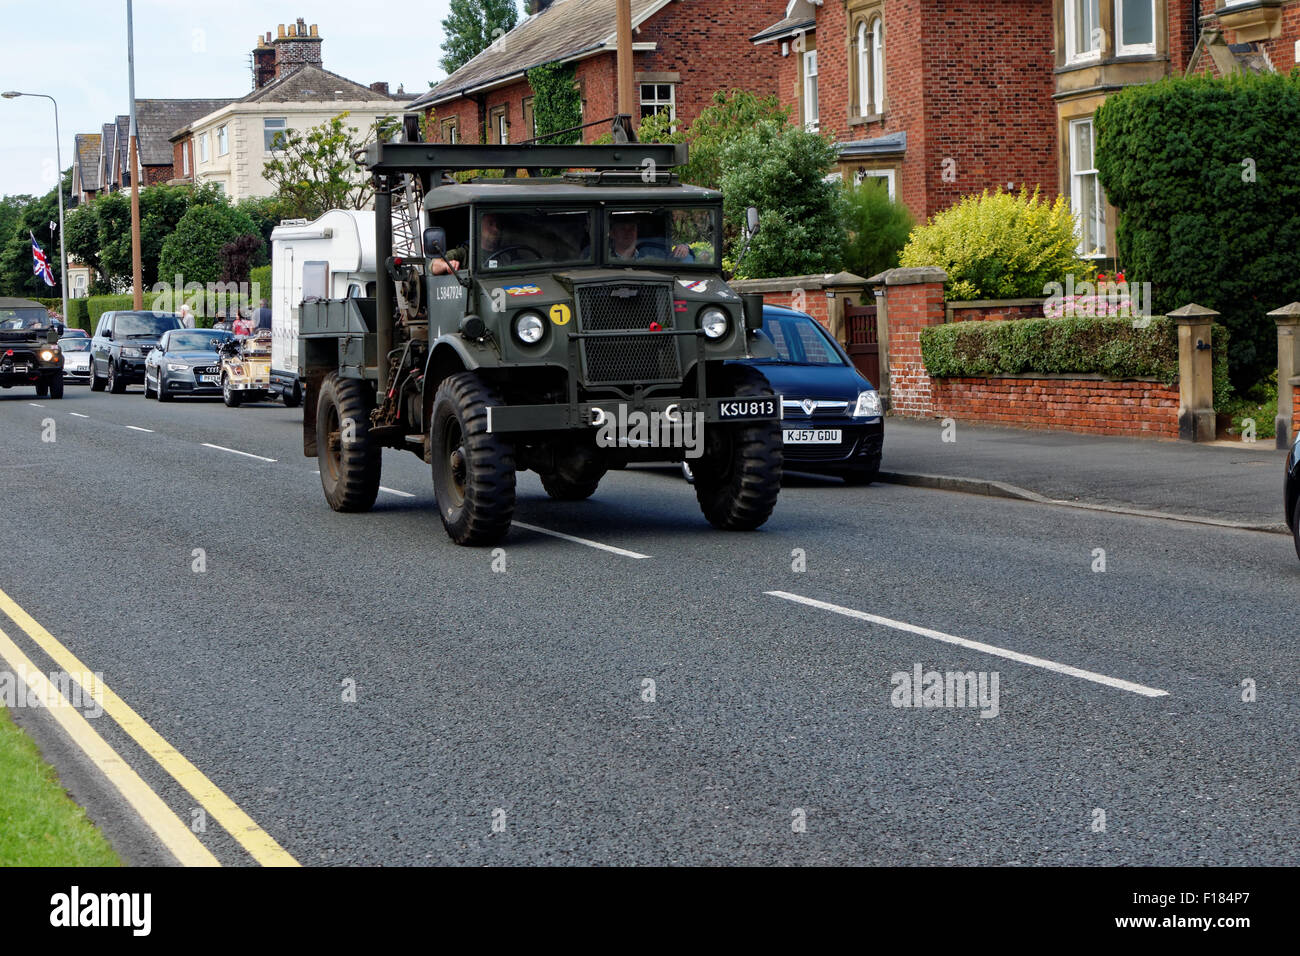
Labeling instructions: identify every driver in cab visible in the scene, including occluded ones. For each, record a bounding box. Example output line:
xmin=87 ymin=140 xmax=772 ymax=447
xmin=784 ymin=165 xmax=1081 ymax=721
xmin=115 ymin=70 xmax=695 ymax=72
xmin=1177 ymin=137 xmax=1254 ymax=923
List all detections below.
xmin=432 ymin=212 xmax=509 ymax=274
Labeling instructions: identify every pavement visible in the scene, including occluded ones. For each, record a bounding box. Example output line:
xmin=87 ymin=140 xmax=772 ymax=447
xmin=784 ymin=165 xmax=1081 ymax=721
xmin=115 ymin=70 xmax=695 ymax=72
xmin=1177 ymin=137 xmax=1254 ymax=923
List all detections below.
xmin=879 ymin=417 xmax=1291 ymax=533
xmin=1 ymin=384 xmax=1298 ymax=866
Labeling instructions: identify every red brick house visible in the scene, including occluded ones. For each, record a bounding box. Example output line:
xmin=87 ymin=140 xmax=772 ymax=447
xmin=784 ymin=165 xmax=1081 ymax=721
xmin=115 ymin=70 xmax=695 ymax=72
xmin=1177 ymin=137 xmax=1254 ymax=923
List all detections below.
xmin=415 ymin=0 xmax=790 ymax=146
xmin=755 ymin=0 xmax=1300 ymax=262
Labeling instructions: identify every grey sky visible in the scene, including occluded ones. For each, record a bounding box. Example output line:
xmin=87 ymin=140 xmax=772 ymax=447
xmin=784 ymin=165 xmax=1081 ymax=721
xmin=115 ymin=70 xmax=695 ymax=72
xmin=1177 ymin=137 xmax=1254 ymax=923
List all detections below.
xmin=0 ymin=0 xmax=461 ymax=197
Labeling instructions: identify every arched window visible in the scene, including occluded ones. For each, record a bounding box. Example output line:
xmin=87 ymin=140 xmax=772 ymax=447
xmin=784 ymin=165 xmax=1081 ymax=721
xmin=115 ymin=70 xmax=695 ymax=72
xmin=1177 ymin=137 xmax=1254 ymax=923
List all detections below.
xmin=870 ymin=16 xmax=885 ymax=115
xmin=857 ymin=21 xmax=869 ymax=116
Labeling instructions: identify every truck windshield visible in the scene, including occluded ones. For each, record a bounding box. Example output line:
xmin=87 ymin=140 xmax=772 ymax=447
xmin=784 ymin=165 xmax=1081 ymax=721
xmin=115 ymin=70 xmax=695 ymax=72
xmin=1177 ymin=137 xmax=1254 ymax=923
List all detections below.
xmin=606 ymin=206 xmax=720 ymax=266
xmin=0 ymin=308 xmax=51 ymax=330
xmin=477 ymin=208 xmax=593 ymax=271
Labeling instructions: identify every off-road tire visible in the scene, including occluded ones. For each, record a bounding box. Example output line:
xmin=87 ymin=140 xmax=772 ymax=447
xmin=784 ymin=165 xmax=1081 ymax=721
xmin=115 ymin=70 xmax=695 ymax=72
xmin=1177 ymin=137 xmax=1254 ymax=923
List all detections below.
xmin=540 ymin=470 xmax=603 ymax=501
xmin=107 ymin=360 xmax=125 ymax=394
xmin=222 ymin=374 xmax=241 ymax=408
xmin=89 ymin=359 xmax=105 ymax=391
xmin=430 ymin=372 xmax=516 ymax=545
xmin=48 ymin=377 xmax=64 ymax=400
xmin=693 ymin=366 xmax=782 ymax=531
xmin=316 ymin=372 xmax=381 ymax=513
xmin=34 ymin=381 xmax=48 ymax=398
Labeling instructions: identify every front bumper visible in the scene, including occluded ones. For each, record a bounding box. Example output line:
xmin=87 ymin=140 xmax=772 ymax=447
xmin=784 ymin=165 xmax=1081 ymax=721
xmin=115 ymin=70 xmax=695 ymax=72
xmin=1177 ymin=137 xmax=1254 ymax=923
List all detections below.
xmin=486 ymin=395 xmax=783 ymax=435
xmin=779 ymin=417 xmax=884 ymax=470
xmin=114 ymin=357 xmax=148 ymax=383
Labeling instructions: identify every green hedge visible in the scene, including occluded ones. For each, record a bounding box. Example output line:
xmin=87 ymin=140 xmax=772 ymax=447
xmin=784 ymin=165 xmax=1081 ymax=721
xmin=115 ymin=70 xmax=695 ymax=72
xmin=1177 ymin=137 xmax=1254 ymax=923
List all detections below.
xmin=1095 ymin=71 xmax=1300 ymax=387
xmin=249 ymin=265 xmax=271 ymax=300
xmin=87 ymin=295 xmax=137 ymax=326
xmin=920 ymin=316 xmax=1232 ymax=407
xmin=65 ymin=299 xmax=90 ymax=330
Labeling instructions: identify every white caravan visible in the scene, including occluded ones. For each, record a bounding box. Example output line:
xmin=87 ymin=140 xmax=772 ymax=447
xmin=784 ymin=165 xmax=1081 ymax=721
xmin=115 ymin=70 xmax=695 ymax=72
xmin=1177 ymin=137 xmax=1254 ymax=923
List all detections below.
xmin=269 ymin=210 xmax=377 ymax=405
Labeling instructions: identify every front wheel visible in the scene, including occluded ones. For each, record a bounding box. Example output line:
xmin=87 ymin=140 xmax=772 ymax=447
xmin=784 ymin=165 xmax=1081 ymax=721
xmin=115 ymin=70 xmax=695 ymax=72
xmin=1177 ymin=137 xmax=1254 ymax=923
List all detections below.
xmin=48 ymin=377 xmax=63 ymax=400
xmin=430 ymin=372 xmax=516 ymax=545
xmin=693 ymin=367 xmax=782 ymax=530
xmin=316 ymin=372 xmax=381 ymax=512
xmin=157 ymin=376 xmax=171 ymax=402
xmin=142 ymin=372 xmax=153 ymax=399
xmin=34 ymin=381 xmax=48 ymax=398
xmin=89 ymin=358 xmax=105 ymax=392
xmin=107 ymin=361 xmax=125 ymax=394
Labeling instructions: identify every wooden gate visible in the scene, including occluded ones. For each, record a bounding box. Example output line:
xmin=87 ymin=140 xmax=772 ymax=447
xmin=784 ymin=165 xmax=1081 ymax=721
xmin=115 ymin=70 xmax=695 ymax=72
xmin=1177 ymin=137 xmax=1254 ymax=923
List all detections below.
xmin=843 ymin=299 xmax=880 ymax=385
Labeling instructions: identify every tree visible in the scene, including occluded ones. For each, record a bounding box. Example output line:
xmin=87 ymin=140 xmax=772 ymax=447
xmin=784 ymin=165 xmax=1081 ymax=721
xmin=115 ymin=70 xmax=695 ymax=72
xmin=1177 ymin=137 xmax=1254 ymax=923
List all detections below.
xmin=528 ymin=61 xmax=582 ymax=145
xmin=841 ymin=178 xmax=914 ymax=279
xmin=263 ymin=113 xmax=399 ymax=220
xmin=220 ymin=234 xmax=264 ymax=285
xmin=236 ymin=196 xmax=292 ymax=266
xmin=440 ymin=0 xmax=519 ymax=76
xmin=640 ymin=90 xmax=791 ymax=192
xmin=157 ymin=204 xmax=258 ymax=288
xmin=0 ymin=170 xmax=70 ymax=297
xmin=718 ymin=122 xmax=845 ymax=279
xmin=0 ymin=194 xmax=35 ymax=248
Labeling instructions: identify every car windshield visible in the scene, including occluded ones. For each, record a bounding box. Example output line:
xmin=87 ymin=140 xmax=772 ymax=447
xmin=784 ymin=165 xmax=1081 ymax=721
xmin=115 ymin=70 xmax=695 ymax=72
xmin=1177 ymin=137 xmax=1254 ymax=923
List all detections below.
xmin=59 ymin=338 xmax=91 ymax=352
xmin=606 ymin=206 xmax=720 ymax=266
xmin=169 ymin=331 xmax=230 ymax=351
xmin=477 ymin=208 xmax=593 ymax=271
xmin=758 ymin=314 xmax=847 ymax=366
xmin=0 ymin=307 xmax=51 ymax=330
xmin=115 ymin=312 xmax=179 ymax=337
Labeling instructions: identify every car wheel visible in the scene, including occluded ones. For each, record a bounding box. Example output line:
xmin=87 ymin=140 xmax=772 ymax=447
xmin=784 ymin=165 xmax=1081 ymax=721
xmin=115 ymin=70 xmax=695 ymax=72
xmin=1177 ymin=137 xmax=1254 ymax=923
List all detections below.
xmin=89 ymin=358 xmax=105 ymax=392
xmin=430 ymin=372 xmax=516 ymax=545
xmin=48 ymin=377 xmax=64 ymax=400
xmin=34 ymin=381 xmax=48 ymax=398
xmin=316 ymin=372 xmax=381 ymax=512
xmin=222 ymin=374 xmax=241 ymax=408
xmin=157 ymin=376 xmax=171 ymax=402
xmin=107 ymin=360 xmax=125 ymax=394
xmin=1293 ymin=497 xmax=1300 ymax=563
xmin=142 ymin=372 xmax=153 ymax=399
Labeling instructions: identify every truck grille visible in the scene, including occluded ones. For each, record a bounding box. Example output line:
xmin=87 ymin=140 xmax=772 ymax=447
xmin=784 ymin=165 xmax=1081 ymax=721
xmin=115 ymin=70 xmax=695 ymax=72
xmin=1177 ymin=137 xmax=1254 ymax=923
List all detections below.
xmin=576 ymin=283 xmax=680 ymax=385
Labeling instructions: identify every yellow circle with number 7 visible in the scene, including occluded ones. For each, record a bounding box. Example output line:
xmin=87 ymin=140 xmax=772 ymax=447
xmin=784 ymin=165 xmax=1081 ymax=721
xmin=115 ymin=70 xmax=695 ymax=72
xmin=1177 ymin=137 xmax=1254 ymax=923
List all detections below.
xmin=549 ymin=303 xmax=572 ymax=326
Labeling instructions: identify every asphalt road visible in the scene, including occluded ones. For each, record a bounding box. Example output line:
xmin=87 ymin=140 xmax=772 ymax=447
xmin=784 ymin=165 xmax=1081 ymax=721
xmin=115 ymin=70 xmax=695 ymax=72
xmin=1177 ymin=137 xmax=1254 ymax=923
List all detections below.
xmin=1 ymin=381 xmax=1297 ymax=866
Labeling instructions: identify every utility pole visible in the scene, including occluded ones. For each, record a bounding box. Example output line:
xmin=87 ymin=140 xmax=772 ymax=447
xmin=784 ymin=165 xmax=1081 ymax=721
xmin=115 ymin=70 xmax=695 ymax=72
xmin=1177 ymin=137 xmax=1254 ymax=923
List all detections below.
xmin=127 ymin=0 xmax=144 ymax=309
xmin=616 ymin=0 xmax=634 ymax=120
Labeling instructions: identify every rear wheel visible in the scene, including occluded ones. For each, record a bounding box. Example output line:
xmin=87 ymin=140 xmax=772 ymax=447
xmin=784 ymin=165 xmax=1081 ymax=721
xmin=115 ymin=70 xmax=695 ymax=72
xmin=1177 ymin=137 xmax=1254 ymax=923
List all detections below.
xmin=316 ymin=372 xmax=381 ymax=512
xmin=430 ymin=372 xmax=516 ymax=545
xmin=693 ymin=367 xmax=782 ymax=531
xmin=48 ymin=377 xmax=63 ymax=400
xmin=222 ymin=374 xmax=241 ymax=407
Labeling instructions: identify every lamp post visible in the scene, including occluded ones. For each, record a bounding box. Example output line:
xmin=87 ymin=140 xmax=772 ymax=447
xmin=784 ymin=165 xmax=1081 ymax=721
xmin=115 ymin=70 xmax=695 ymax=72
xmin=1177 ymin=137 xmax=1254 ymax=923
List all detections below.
xmin=2 ymin=91 xmax=69 ymax=325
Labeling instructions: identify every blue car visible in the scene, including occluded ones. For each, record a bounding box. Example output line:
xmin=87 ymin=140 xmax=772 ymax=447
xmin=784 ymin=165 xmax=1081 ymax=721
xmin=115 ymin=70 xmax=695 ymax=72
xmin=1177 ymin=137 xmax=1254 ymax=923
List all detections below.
xmin=1286 ymin=432 xmax=1300 ymax=560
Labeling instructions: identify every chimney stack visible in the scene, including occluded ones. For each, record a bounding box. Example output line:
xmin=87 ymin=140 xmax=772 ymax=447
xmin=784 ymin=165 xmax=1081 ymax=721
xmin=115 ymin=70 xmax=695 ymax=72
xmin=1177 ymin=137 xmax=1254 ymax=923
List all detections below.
xmin=270 ymin=17 xmax=324 ymax=80
xmin=252 ymin=32 xmax=277 ymax=89
xmin=370 ymin=82 xmax=390 ymax=95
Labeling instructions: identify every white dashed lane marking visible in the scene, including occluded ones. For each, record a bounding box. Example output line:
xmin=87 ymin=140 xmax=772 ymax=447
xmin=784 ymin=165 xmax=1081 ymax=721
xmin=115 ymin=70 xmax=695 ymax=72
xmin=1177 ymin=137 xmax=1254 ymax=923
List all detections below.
xmin=69 ymin=413 xmax=90 ymax=419
xmin=125 ymin=425 xmax=154 ymax=433
xmin=766 ymin=591 xmax=1170 ymax=698
xmin=202 ymin=443 xmax=276 ymax=463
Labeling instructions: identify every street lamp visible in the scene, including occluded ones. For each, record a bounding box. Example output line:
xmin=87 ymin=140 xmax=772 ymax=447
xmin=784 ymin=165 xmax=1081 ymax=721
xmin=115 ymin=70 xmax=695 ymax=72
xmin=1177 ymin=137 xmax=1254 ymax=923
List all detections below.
xmin=2 ymin=91 xmax=70 ymax=328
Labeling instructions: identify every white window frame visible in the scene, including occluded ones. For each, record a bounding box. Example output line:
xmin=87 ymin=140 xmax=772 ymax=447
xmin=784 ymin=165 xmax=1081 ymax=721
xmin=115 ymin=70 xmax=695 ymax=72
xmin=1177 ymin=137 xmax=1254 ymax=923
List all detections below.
xmin=803 ymin=49 xmax=819 ymax=131
xmin=854 ymin=167 xmax=896 ymax=200
xmin=181 ymin=141 xmax=189 ymax=176
xmin=1068 ymin=117 xmax=1107 ymax=258
xmin=857 ymin=22 xmax=869 ymax=117
xmin=198 ymin=133 xmax=209 ymax=164
xmin=216 ymin=124 xmax=229 ymax=157
xmin=1064 ymin=0 xmax=1103 ymax=64
xmin=870 ymin=17 xmax=885 ymax=115
xmin=1115 ymin=0 xmax=1157 ymax=56
xmin=263 ymin=117 xmax=287 ymax=153
xmin=639 ymin=83 xmax=676 ymax=121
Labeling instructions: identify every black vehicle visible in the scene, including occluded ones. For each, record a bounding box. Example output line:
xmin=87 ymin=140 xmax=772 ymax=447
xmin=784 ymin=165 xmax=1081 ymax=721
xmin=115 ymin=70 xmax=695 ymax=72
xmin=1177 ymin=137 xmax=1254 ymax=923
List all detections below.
xmin=744 ymin=305 xmax=883 ymax=484
xmin=90 ymin=311 xmax=183 ymax=393
xmin=0 ymin=297 xmax=65 ymax=398
xmin=1286 ymin=432 xmax=1300 ymax=560
xmin=143 ymin=328 xmax=233 ymax=401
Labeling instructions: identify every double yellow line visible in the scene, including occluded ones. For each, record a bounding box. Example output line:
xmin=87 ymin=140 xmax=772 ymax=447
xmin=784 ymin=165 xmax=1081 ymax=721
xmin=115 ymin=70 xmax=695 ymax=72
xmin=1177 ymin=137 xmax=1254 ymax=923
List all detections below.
xmin=0 ymin=587 xmax=298 ymax=867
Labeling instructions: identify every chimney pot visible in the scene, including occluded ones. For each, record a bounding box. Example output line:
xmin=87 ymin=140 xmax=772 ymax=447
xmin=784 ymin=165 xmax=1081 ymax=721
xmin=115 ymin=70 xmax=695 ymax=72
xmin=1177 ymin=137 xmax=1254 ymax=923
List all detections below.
xmin=311 ymin=24 xmax=319 ymax=37
xmin=277 ymin=24 xmax=286 ymax=38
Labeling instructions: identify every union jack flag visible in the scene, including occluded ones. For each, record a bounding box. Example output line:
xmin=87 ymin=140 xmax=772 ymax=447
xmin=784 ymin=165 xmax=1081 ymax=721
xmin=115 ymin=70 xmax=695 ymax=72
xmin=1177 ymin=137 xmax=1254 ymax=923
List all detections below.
xmin=30 ymin=231 xmax=55 ymax=287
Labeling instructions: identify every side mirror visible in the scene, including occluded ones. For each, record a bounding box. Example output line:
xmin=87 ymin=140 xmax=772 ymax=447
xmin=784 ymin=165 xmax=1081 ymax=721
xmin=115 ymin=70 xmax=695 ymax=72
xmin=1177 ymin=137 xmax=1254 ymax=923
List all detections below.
xmin=103 ymin=328 xmax=112 ymax=340
xmin=746 ymin=206 xmax=760 ymax=238
xmin=423 ymin=227 xmax=447 ymax=257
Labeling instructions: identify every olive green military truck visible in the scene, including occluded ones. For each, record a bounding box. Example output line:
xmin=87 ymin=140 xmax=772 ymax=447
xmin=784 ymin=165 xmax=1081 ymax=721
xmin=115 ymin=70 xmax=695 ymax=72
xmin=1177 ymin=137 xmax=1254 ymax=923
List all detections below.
xmin=299 ymin=120 xmax=783 ymax=546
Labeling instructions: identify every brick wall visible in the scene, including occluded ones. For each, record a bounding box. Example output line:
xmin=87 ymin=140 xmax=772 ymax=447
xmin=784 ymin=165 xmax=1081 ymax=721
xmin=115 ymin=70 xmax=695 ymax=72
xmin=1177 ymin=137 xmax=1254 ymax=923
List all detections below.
xmin=932 ymin=377 xmax=1180 ymax=438
xmin=884 ymin=279 xmax=946 ymax=417
xmin=142 ymin=164 xmax=172 ymax=186
xmin=1293 ymin=382 xmax=1300 ymax=439
xmin=948 ymin=301 xmax=1045 ymax=323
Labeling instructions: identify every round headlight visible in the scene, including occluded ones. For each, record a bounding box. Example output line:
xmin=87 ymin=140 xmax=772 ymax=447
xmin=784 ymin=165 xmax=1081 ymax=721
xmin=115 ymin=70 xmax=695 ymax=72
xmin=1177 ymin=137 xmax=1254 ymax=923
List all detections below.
xmin=700 ymin=308 xmax=729 ymax=340
xmin=514 ymin=311 xmax=545 ymax=345
xmin=39 ymin=350 xmax=54 ymax=361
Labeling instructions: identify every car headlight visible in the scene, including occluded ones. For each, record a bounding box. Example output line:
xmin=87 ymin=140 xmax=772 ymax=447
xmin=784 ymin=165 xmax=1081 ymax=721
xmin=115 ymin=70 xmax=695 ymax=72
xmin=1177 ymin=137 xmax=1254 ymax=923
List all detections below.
xmin=700 ymin=308 xmax=729 ymax=339
xmin=167 ymin=363 xmax=191 ymax=372
xmin=122 ymin=347 xmax=142 ymax=357
xmin=514 ymin=311 xmax=545 ymax=345
xmin=39 ymin=349 xmax=56 ymax=362
xmin=852 ymin=390 xmax=882 ymax=418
